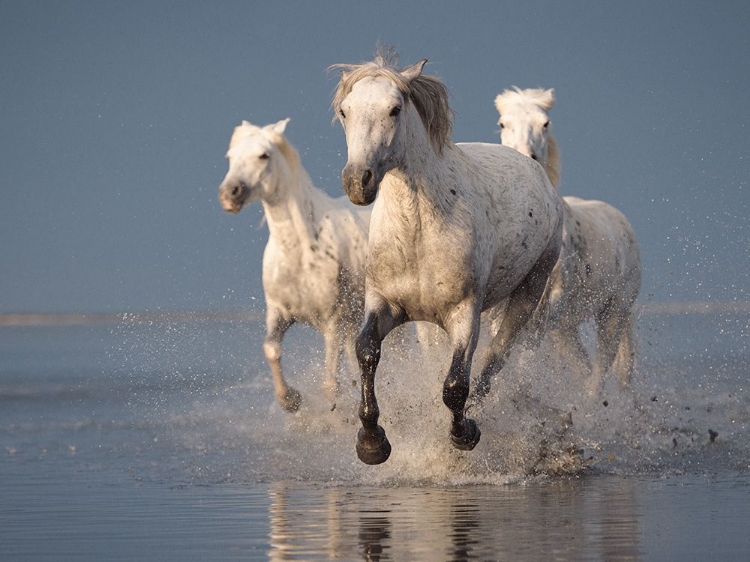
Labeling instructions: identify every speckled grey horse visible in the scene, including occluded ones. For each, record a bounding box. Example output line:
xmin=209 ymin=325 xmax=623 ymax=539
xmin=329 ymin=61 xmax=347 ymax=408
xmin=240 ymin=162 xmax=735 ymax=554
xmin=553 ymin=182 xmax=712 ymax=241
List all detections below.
xmin=331 ymin=50 xmax=563 ymax=464
xmin=495 ymin=87 xmax=641 ymax=395
xmin=219 ymin=119 xmax=370 ymax=412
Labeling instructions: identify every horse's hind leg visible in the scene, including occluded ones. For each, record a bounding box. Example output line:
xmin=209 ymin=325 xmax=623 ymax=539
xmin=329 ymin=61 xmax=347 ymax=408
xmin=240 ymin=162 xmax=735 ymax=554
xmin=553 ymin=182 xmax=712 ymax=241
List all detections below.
xmin=443 ymin=301 xmax=482 ymax=451
xmin=587 ymin=302 xmax=628 ymax=397
xmin=614 ymin=312 xmax=636 ymax=390
xmin=552 ymin=321 xmax=591 ymax=373
xmin=355 ymin=302 xmax=405 ymax=465
xmin=322 ymin=325 xmax=345 ymax=407
xmin=474 ymin=239 xmax=560 ymax=401
xmin=264 ymin=307 xmax=301 ymax=413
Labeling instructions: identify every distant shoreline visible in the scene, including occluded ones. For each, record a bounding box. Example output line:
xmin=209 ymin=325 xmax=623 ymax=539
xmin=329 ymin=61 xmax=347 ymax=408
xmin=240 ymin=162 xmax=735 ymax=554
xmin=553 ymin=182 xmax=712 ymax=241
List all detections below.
xmin=1 ymin=302 xmax=749 ymax=326
xmin=0 ymin=310 xmax=265 ymax=327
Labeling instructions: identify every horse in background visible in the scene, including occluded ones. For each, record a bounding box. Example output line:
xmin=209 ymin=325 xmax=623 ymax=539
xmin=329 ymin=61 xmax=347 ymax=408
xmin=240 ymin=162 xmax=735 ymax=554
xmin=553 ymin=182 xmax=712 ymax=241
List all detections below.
xmin=495 ymin=87 xmax=641 ymax=395
xmin=218 ymin=118 xmax=369 ymax=412
xmin=332 ymin=49 xmax=563 ymax=464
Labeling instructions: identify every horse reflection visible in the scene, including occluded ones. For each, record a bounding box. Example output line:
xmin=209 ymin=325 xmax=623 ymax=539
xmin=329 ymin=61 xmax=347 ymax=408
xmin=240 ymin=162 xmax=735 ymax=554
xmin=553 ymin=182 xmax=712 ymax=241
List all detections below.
xmin=265 ymin=479 xmax=641 ymax=560
xmin=359 ymin=511 xmax=391 ymax=561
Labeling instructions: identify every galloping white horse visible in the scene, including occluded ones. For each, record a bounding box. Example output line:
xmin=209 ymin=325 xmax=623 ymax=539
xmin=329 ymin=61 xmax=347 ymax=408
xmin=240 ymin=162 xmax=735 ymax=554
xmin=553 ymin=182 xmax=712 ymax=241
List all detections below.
xmin=331 ymin=50 xmax=563 ymax=464
xmin=218 ymin=119 xmax=370 ymax=412
xmin=495 ymin=87 xmax=642 ymax=395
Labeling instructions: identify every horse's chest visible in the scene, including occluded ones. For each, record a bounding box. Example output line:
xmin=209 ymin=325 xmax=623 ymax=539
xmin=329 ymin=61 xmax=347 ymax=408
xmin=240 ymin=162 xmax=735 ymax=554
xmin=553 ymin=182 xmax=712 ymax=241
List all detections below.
xmin=368 ymin=236 xmax=473 ymax=320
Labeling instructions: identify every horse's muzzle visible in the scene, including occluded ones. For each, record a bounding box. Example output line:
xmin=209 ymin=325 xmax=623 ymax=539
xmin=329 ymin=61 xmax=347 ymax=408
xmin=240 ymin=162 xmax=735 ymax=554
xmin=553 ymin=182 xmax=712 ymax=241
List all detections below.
xmin=218 ymin=182 xmax=249 ymax=214
xmin=341 ymin=164 xmax=378 ymax=206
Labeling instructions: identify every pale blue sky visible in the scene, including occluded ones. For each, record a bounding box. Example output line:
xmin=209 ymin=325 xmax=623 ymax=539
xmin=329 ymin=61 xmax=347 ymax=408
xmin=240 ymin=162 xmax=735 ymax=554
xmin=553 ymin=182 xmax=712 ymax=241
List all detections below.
xmin=1 ymin=1 xmax=749 ymax=313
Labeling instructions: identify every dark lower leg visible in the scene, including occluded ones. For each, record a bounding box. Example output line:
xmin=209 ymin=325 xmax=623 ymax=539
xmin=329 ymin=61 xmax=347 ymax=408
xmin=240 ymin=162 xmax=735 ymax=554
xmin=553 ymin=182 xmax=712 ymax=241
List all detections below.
xmin=443 ymin=348 xmax=481 ymax=450
xmin=355 ymin=311 xmax=396 ymax=464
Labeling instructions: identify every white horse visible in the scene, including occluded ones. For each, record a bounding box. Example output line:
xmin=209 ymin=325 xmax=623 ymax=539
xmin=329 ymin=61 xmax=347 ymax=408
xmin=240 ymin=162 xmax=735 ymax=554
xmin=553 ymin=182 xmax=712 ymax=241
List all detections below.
xmin=218 ymin=118 xmax=370 ymax=412
xmin=331 ymin=50 xmax=564 ymax=464
xmin=495 ymin=87 xmax=642 ymax=395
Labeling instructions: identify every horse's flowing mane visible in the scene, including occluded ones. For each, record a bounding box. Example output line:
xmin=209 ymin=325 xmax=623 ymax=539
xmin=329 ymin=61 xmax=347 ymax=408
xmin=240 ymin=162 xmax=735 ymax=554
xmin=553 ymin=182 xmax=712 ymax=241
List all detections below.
xmin=494 ymin=86 xmax=556 ymax=113
xmin=545 ymin=135 xmax=561 ymax=189
xmin=330 ymin=47 xmax=454 ymax=154
xmin=494 ymin=86 xmax=561 ymax=188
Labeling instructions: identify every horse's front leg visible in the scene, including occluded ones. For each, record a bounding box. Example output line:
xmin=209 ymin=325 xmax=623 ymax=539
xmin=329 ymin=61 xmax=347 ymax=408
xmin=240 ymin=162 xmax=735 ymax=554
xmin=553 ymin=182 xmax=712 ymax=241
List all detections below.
xmin=263 ymin=306 xmax=301 ymax=413
xmin=355 ymin=300 xmax=405 ymax=465
xmin=444 ymin=300 xmax=482 ymax=451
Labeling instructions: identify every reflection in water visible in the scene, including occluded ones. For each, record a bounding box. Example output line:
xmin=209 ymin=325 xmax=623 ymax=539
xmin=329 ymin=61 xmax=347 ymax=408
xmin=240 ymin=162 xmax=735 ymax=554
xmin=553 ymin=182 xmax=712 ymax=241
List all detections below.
xmin=266 ymin=478 xmax=643 ymax=561
xmin=593 ymin=477 xmax=640 ymax=561
xmin=449 ymin=499 xmax=479 ymax=561
xmin=359 ymin=511 xmax=391 ymax=561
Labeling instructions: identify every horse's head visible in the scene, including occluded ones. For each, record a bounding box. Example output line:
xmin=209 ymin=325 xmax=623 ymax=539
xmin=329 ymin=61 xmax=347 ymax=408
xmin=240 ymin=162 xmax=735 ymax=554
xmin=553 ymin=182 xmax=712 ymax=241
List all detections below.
xmin=332 ymin=56 xmax=429 ymax=206
xmin=218 ymin=118 xmax=291 ymax=213
xmin=494 ymin=87 xmax=560 ymax=187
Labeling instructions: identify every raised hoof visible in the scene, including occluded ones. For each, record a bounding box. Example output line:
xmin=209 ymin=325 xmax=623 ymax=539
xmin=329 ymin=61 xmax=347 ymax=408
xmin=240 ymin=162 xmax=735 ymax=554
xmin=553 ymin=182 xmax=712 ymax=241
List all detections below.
xmin=356 ymin=425 xmax=392 ymax=465
xmin=278 ymin=386 xmax=302 ymax=413
xmin=450 ymin=418 xmax=481 ymax=451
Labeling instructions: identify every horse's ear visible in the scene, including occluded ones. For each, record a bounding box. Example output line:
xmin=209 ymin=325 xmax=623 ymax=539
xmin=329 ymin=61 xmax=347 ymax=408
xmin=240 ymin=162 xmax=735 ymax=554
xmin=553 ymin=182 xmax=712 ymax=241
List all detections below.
xmin=494 ymin=94 xmax=502 ymax=114
xmin=271 ymin=118 xmax=290 ymax=135
xmin=400 ymin=59 xmax=427 ymax=82
xmin=494 ymin=92 xmax=509 ymax=115
xmin=539 ymin=88 xmax=556 ymax=110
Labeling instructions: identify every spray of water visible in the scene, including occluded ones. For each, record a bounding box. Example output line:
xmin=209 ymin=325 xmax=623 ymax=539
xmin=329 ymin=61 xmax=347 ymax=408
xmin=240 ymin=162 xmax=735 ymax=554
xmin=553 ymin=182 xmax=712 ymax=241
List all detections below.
xmin=112 ymin=312 xmax=750 ymax=486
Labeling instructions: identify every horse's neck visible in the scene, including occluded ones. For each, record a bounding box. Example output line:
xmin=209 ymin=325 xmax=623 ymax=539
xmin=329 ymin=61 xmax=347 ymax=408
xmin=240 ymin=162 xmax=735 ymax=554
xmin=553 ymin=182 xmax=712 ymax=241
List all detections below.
xmin=262 ymin=164 xmax=322 ymax=249
xmin=382 ymin=115 xmax=453 ymax=223
xmin=545 ymin=134 xmax=561 ymax=188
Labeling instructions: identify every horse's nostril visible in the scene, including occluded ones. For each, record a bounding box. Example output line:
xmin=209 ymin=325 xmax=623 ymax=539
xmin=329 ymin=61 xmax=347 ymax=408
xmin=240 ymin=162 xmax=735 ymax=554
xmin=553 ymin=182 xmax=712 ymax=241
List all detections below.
xmin=362 ymin=169 xmax=373 ymax=187
xmin=231 ymin=185 xmax=241 ymax=196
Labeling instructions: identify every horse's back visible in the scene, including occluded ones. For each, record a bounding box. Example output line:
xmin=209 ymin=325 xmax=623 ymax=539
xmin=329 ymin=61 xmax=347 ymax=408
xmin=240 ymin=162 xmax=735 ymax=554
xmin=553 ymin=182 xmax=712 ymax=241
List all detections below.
xmin=562 ymin=197 xmax=641 ymax=310
xmin=457 ymin=142 xmax=558 ymax=215
xmin=455 ymin=142 xmax=563 ymax=306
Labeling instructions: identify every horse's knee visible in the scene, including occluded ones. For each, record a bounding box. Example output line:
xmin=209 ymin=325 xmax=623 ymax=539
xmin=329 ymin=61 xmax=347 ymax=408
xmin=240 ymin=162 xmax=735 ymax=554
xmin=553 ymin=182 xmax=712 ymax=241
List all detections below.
xmin=263 ymin=339 xmax=281 ymax=362
xmin=354 ymin=331 xmax=380 ymax=370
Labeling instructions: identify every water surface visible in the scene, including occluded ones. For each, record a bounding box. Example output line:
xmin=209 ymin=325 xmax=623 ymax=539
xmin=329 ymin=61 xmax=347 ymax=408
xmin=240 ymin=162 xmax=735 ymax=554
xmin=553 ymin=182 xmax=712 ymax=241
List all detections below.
xmin=1 ymin=311 xmax=749 ymax=560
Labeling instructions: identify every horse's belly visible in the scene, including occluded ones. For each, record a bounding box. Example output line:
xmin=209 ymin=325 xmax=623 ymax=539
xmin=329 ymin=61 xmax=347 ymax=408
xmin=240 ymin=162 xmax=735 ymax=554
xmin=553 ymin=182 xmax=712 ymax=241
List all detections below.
xmin=264 ymin=261 xmax=341 ymax=325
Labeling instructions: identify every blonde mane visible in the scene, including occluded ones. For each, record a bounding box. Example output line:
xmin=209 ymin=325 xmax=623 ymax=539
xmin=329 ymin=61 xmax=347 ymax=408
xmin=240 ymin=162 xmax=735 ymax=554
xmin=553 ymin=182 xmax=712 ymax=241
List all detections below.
xmin=330 ymin=47 xmax=454 ymax=154
xmin=494 ymin=86 xmax=561 ymax=188
xmin=546 ymin=134 xmax=561 ymax=189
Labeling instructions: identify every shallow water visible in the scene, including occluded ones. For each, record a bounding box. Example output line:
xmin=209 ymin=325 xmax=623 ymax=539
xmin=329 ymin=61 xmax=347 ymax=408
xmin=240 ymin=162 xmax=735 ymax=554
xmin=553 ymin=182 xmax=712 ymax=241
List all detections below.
xmin=1 ymin=311 xmax=750 ymax=560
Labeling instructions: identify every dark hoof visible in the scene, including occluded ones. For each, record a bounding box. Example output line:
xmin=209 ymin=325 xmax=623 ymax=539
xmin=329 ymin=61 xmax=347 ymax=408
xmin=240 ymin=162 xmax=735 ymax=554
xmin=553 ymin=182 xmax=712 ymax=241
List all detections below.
xmin=356 ymin=425 xmax=392 ymax=465
xmin=278 ymin=386 xmax=302 ymax=413
xmin=450 ymin=418 xmax=481 ymax=451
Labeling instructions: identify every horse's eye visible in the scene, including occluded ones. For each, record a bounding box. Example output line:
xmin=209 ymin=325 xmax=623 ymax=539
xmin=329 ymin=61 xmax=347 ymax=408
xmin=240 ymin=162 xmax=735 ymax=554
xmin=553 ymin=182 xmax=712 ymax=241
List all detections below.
xmin=499 ymin=122 xmax=505 ymax=129
xmin=259 ymin=153 xmax=269 ymax=160
xmin=390 ymin=106 xmax=401 ymax=117
xmin=339 ymin=109 xmax=346 ymax=119
xmin=543 ymin=121 xmax=550 ymax=129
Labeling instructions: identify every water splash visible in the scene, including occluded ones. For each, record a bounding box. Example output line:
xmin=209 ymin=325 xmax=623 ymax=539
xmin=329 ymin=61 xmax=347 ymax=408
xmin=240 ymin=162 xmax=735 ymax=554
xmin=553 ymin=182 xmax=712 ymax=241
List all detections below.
xmin=57 ymin=311 xmax=749 ymax=485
